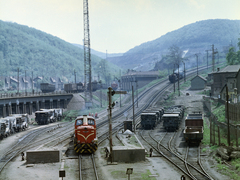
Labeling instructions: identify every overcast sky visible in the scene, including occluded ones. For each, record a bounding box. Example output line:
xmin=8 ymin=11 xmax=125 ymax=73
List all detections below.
xmin=0 ymin=0 xmax=240 ymax=53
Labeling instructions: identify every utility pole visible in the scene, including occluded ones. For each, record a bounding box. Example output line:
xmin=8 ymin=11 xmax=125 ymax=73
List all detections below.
xmin=32 ymin=71 xmax=33 ymax=94
xmin=132 ymin=86 xmax=135 ymax=133
xmin=83 ymin=0 xmax=92 ymax=107
xmin=136 ymin=80 xmax=138 ymax=107
xmin=226 ymin=85 xmax=230 ymax=146
xmin=173 ymin=64 xmax=175 ymax=93
xmin=17 ymin=68 xmax=19 ymax=95
xmin=205 ymin=50 xmax=209 ymax=70
xmin=74 ymin=69 xmax=76 ymax=84
xmin=212 ymin=44 xmax=218 ymax=72
xmin=195 ymin=54 xmax=199 ymax=75
xmin=177 ymin=64 xmax=180 ymax=96
xmin=25 ymin=70 xmax=26 ymax=95
xmin=182 ymin=61 xmax=186 ymax=82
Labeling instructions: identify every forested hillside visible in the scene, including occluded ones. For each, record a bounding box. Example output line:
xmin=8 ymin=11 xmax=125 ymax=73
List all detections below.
xmin=107 ymin=19 xmax=240 ymax=71
xmin=0 ymin=20 xmax=121 ymax=83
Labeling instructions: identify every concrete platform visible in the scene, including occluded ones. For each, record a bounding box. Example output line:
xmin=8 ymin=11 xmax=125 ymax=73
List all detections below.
xmin=109 ymin=131 xmax=146 ymax=163
xmin=26 ymin=150 xmax=61 ymax=164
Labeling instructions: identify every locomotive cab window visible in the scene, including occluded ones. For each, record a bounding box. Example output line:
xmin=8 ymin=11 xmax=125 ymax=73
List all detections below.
xmin=76 ymin=119 xmax=83 ymax=125
xmin=88 ymin=119 xmax=95 ymax=125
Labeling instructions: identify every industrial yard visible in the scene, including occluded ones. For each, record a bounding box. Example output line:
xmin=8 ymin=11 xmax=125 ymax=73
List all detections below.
xmin=0 ymin=78 xmax=230 ymax=180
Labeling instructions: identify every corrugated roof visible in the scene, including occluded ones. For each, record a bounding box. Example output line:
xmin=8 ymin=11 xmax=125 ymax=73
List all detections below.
xmin=214 ymin=65 xmax=240 ymax=73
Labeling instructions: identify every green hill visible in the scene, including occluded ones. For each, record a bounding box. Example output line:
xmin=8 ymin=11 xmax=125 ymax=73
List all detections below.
xmin=0 ymin=20 xmax=121 ymax=82
xmin=107 ymin=19 xmax=240 ymax=71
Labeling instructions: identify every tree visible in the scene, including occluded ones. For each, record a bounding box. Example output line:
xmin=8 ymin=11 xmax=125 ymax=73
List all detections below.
xmin=226 ymin=47 xmax=238 ymax=65
xmin=167 ymin=45 xmax=183 ymax=70
xmin=226 ymin=36 xmax=240 ymax=65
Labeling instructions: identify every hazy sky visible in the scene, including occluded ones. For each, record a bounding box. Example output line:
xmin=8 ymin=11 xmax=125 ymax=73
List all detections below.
xmin=0 ymin=0 xmax=240 ymax=53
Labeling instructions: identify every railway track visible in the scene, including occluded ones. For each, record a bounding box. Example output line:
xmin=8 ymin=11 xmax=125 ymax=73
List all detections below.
xmin=139 ymin=129 xmax=213 ymax=180
xmin=79 ymin=154 xmax=98 ymax=180
xmin=0 ymin=122 xmax=72 ymax=175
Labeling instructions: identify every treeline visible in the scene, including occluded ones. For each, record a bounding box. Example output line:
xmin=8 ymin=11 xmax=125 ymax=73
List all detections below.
xmin=0 ymin=20 xmax=121 ymax=83
xmin=226 ymin=38 xmax=240 ymax=65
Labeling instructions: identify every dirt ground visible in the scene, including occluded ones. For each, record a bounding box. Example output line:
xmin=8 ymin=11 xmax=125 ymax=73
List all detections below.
xmin=0 ymin=86 xmax=230 ymax=180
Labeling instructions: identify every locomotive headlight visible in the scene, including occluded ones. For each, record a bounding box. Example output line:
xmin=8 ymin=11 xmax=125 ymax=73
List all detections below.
xmin=78 ymin=140 xmax=81 ymax=143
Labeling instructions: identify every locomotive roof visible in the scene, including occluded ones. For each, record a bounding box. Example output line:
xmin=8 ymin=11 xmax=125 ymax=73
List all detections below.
xmin=75 ymin=115 xmax=95 ymax=120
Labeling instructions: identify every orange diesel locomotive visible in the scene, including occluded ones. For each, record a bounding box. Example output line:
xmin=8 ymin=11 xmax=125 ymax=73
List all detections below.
xmin=74 ymin=115 xmax=98 ymax=153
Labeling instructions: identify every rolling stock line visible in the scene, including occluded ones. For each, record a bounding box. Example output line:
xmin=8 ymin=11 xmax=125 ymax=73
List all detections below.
xmin=0 ymin=122 xmax=71 ymax=175
xmin=139 ymin=130 xmax=213 ymax=180
xmin=79 ymin=154 xmax=98 ymax=180
xmin=0 ymin=123 xmax=65 ymax=174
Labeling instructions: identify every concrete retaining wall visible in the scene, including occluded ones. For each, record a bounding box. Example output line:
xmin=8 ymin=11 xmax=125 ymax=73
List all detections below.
xmin=112 ymin=146 xmax=145 ymax=163
xmin=26 ymin=150 xmax=60 ymax=164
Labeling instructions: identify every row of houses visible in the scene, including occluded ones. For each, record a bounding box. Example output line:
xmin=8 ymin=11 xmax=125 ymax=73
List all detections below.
xmin=0 ymin=76 xmax=64 ymax=91
xmin=189 ymin=65 xmax=240 ymax=103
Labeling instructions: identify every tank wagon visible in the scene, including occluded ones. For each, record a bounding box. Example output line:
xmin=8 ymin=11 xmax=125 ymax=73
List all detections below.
xmin=183 ymin=113 xmax=204 ymax=143
xmin=40 ymin=83 xmax=55 ymax=93
xmin=163 ymin=105 xmax=184 ymax=131
xmin=140 ymin=112 xmax=157 ymax=129
xmin=169 ymin=71 xmax=184 ymax=83
xmin=74 ymin=115 xmax=98 ymax=154
xmin=64 ymin=82 xmax=84 ymax=93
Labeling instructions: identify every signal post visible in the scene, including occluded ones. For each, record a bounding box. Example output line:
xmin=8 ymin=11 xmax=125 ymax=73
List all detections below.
xmin=107 ymin=87 xmax=127 ymax=163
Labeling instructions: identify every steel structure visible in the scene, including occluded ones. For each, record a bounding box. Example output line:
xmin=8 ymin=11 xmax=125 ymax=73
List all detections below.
xmin=83 ymin=0 xmax=92 ymax=105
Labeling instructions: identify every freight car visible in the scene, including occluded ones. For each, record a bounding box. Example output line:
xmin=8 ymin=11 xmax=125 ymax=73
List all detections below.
xmin=73 ymin=115 xmax=98 ymax=153
xmin=35 ymin=109 xmax=54 ymax=124
xmin=64 ymin=82 xmax=84 ymax=93
xmin=162 ymin=114 xmax=180 ymax=131
xmin=87 ymin=80 xmax=98 ymax=91
xmin=0 ymin=120 xmax=6 ymax=140
xmin=10 ymin=114 xmax=29 ymax=131
xmin=183 ymin=113 xmax=204 ymax=143
xmin=142 ymin=108 xmax=163 ymax=124
xmin=40 ymin=83 xmax=55 ymax=93
xmin=140 ymin=112 xmax=157 ymax=129
xmin=0 ymin=118 xmax=11 ymax=139
xmin=169 ymin=71 xmax=184 ymax=83
xmin=162 ymin=105 xmax=184 ymax=131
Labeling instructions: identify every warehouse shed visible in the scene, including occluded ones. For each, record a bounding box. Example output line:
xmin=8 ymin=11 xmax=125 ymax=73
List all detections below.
xmin=191 ymin=75 xmax=207 ymax=90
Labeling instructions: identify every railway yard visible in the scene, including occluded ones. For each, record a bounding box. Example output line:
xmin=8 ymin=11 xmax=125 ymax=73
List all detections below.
xmin=0 ymin=69 xmax=232 ymax=180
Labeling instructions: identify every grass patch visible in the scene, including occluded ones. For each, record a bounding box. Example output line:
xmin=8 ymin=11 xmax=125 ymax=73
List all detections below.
xmin=212 ymin=104 xmax=225 ymax=122
xmin=141 ymin=169 xmax=157 ymax=180
xmin=111 ymin=170 xmax=126 ymax=178
xmin=128 ymin=135 xmax=141 ymax=147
